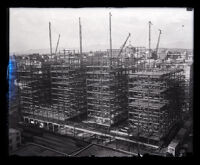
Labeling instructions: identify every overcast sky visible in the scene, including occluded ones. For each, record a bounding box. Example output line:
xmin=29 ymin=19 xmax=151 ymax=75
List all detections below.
xmin=10 ymin=8 xmax=193 ymax=53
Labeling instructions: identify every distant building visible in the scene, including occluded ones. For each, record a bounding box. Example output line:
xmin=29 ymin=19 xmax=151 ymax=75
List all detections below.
xmin=9 ymin=128 xmax=21 ymax=153
xmin=167 ymin=140 xmax=179 ymax=156
xmin=159 ymin=49 xmax=193 ymax=114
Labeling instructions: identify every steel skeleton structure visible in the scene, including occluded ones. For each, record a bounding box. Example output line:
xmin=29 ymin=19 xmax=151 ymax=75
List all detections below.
xmin=160 ymin=62 xmax=193 ymax=114
xmin=50 ymin=52 xmax=87 ymax=122
xmin=128 ymin=69 xmax=184 ymax=144
xmin=86 ymin=52 xmax=128 ymax=128
xmin=16 ymin=53 xmax=87 ymax=126
xmin=14 ymin=48 xmax=187 ymax=151
xmin=16 ymin=54 xmax=51 ymax=120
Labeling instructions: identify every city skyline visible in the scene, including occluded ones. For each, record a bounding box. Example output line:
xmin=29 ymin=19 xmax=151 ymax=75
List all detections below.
xmin=10 ymin=8 xmax=193 ymax=54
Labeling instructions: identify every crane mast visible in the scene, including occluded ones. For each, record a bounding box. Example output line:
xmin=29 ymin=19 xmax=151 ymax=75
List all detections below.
xmin=109 ymin=12 xmax=112 ymax=59
xmin=79 ymin=17 xmax=82 ymax=55
xmin=148 ymin=21 xmax=153 ymax=59
xmin=49 ymin=22 xmax=52 ymax=56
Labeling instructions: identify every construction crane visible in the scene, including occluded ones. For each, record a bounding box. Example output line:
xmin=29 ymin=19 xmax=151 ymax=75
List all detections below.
xmin=109 ymin=12 xmax=112 ymax=67
xmin=49 ymin=22 xmax=52 ymax=56
xmin=79 ymin=17 xmax=82 ymax=55
xmin=155 ymin=29 xmax=162 ymax=59
xmin=109 ymin=12 xmax=112 ymax=58
xmin=152 ymin=29 xmax=162 ymax=60
xmin=55 ymin=34 xmax=60 ymax=55
xmin=148 ymin=21 xmax=153 ymax=60
xmin=117 ymin=33 xmax=131 ymax=58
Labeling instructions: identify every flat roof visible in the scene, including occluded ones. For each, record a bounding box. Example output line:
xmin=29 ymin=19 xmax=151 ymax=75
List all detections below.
xmin=9 ymin=128 xmax=20 ymax=134
xmin=74 ymin=144 xmax=132 ymax=157
xmin=129 ymin=69 xmax=183 ymax=78
xmin=11 ymin=143 xmax=66 ymax=156
xmin=168 ymin=140 xmax=179 ymax=148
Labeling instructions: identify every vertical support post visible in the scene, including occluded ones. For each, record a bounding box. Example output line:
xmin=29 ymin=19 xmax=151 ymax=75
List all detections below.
xmin=79 ymin=17 xmax=82 ymax=55
xmin=109 ymin=12 xmax=112 ymax=64
xmin=79 ymin=17 xmax=83 ymax=67
xmin=148 ymin=21 xmax=153 ymax=69
xmin=49 ymin=22 xmax=52 ymax=56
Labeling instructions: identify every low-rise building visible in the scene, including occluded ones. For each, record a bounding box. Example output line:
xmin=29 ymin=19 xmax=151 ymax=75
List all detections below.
xmin=9 ymin=128 xmax=21 ymax=153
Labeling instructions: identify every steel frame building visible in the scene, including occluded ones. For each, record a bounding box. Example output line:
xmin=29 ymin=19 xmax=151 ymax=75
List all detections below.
xmin=14 ymin=47 xmax=188 ymax=149
xmin=50 ymin=52 xmax=87 ymax=122
xmin=16 ymin=52 xmax=87 ymax=127
xmin=16 ymin=54 xmax=51 ymax=120
xmin=86 ymin=52 xmax=128 ymax=128
xmin=128 ymin=69 xmax=184 ymax=143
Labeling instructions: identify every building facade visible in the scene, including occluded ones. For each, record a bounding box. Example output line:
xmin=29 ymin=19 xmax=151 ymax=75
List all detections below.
xmin=9 ymin=128 xmax=21 ymax=153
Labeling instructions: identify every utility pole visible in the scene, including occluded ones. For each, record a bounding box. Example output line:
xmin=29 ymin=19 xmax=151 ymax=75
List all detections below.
xmin=49 ymin=22 xmax=52 ymax=56
xmin=148 ymin=21 xmax=153 ymax=68
xmin=55 ymin=34 xmax=60 ymax=55
xmin=109 ymin=12 xmax=112 ymax=61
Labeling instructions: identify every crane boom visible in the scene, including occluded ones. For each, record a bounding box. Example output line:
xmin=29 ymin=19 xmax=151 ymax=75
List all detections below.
xmin=155 ymin=29 xmax=162 ymax=57
xmin=55 ymin=34 xmax=60 ymax=55
xmin=117 ymin=33 xmax=131 ymax=57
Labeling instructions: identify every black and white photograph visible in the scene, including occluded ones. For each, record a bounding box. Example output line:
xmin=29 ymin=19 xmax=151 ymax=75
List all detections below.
xmin=8 ymin=7 xmax=193 ymax=157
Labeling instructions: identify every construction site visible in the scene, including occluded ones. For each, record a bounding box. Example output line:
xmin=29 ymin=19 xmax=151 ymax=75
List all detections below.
xmin=9 ymin=12 xmax=193 ymax=156
xmin=128 ymin=69 xmax=184 ymax=144
xmin=86 ymin=53 xmax=128 ymax=127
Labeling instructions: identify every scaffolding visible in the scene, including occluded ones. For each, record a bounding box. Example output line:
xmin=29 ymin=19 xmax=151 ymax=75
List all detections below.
xmin=16 ymin=54 xmax=51 ymax=119
xmin=86 ymin=51 xmax=128 ymax=128
xmin=128 ymin=68 xmax=184 ymax=143
xmin=50 ymin=52 xmax=87 ymax=121
xmin=160 ymin=62 xmax=193 ymax=113
xmin=16 ymin=52 xmax=87 ymax=124
xmin=15 ymin=47 xmax=188 ymax=149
